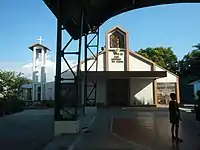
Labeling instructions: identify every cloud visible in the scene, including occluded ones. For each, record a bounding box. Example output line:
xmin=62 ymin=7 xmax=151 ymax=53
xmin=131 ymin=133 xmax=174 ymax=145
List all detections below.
xmin=0 ymin=58 xmax=77 ymax=82
xmin=22 ymin=59 xmax=76 ymax=82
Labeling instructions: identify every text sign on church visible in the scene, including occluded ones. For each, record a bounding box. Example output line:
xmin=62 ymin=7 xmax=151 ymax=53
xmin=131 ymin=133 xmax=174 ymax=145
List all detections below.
xmin=111 ymin=50 xmax=123 ymax=63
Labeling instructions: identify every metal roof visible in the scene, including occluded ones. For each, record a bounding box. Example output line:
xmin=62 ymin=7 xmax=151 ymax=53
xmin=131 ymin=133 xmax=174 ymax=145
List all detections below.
xmin=80 ymin=71 xmax=167 ymax=78
xmin=188 ymin=78 xmax=200 ymax=85
xmin=29 ymin=43 xmax=50 ymax=51
xmin=21 ymin=84 xmax=32 ymax=89
xmin=43 ymin=0 xmax=200 ymax=40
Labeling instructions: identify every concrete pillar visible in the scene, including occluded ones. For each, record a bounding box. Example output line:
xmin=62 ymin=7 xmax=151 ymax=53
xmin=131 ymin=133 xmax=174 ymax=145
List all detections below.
xmin=32 ymin=47 xmax=37 ymax=101
xmin=41 ymin=48 xmax=46 ymax=100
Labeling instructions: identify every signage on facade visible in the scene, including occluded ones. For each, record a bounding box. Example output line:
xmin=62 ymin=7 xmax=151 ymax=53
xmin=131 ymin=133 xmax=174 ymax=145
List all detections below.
xmin=111 ymin=50 xmax=123 ymax=63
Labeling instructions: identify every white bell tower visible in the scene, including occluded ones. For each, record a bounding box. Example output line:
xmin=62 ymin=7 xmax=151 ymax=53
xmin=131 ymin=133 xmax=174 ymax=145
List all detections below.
xmin=29 ymin=37 xmax=49 ymax=101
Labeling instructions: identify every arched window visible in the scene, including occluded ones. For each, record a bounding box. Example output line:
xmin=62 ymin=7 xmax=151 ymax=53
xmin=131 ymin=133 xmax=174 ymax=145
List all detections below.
xmin=109 ymin=31 xmax=125 ymax=49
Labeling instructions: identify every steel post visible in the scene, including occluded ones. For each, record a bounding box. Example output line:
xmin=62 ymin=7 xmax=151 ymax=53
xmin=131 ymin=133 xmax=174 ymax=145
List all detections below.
xmin=54 ymin=0 xmax=62 ymax=121
xmin=84 ymin=28 xmax=100 ymax=106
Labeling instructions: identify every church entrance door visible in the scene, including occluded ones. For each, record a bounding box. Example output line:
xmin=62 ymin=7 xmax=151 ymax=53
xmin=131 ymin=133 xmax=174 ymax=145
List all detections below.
xmin=107 ymin=79 xmax=129 ymax=106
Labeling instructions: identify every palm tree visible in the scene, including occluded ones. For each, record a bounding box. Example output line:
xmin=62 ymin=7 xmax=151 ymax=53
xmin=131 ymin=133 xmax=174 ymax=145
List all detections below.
xmin=179 ymin=43 xmax=200 ymax=77
xmin=192 ymin=43 xmax=200 ymax=50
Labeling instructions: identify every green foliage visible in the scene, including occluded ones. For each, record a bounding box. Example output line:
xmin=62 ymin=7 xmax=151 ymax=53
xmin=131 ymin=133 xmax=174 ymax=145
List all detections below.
xmin=137 ymin=47 xmax=179 ymax=74
xmin=0 ymin=70 xmax=31 ymax=100
xmin=179 ymin=44 xmax=200 ymax=78
xmin=0 ymin=70 xmax=30 ymax=116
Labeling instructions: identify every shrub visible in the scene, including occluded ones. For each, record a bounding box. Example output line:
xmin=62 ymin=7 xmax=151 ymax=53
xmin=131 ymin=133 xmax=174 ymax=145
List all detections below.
xmin=40 ymin=100 xmax=54 ymax=108
xmin=11 ymin=100 xmax=25 ymax=113
xmin=0 ymin=99 xmax=25 ymax=117
xmin=0 ymin=100 xmax=5 ymax=116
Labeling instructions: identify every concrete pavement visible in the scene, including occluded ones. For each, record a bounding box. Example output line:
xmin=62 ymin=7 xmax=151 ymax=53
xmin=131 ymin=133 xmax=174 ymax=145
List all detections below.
xmin=0 ymin=109 xmax=54 ymax=150
xmin=0 ymin=107 xmax=96 ymax=150
xmin=1 ymin=107 xmax=199 ymax=150
xmin=52 ymin=107 xmax=200 ymax=150
xmin=42 ymin=112 xmax=96 ymax=150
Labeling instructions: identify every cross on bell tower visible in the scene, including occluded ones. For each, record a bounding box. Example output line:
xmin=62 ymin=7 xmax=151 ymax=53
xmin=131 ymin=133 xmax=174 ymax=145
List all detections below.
xmin=29 ymin=37 xmax=50 ymax=101
xmin=37 ymin=36 xmax=44 ymax=44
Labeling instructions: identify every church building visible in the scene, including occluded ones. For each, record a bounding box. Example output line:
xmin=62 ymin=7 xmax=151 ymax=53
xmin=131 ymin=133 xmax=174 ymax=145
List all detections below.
xmin=22 ymin=26 xmax=180 ymax=107
xmin=60 ymin=26 xmax=180 ymax=106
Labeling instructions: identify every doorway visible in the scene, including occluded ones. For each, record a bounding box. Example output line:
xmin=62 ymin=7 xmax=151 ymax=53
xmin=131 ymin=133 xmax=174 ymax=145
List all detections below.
xmin=157 ymin=82 xmax=176 ymax=104
xmin=37 ymin=86 xmax=41 ymax=101
xmin=107 ymin=79 xmax=130 ymax=106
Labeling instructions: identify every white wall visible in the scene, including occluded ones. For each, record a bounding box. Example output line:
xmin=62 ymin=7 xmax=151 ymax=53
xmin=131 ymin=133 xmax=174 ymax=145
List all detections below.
xmin=130 ymin=79 xmax=154 ymax=105
xmin=96 ymin=78 xmax=106 ymax=104
xmin=108 ymin=50 xmax=125 ymax=71
xmin=61 ymin=70 xmax=77 ymax=83
xmin=60 ymin=52 xmax=106 ymax=104
xmin=80 ymin=53 xmax=105 ymax=71
xmin=80 ymin=80 xmax=95 ymax=105
xmin=155 ymin=65 xmax=177 ymax=83
xmin=45 ymin=82 xmax=54 ymax=100
xmin=80 ymin=78 xmax=106 ymax=105
xmin=129 ymin=53 xmax=152 ymax=71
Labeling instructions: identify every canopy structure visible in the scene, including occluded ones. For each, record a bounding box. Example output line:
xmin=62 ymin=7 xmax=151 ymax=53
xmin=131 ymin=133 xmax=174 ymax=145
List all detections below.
xmin=43 ymin=0 xmax=197 ymax=122
xmin=44 ymin=0 xmax=200 ymax=40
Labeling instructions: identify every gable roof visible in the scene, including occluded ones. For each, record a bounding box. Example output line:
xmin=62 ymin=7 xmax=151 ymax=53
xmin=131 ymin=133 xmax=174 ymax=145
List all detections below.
xmin=188 ymin=78 xmax=200 ymax=85
xmin=106 ymin=26 xmax=127 ymax=35
xmin=129 ymin=50 xmax=154 ymax=65
xmin=154 ymin=63 xmax=179 ymax=78
xmin=29 ymin=43 xmax=50 ymax=51
xmin=129 ymin=50 xmax=178 ymax=77
xmin=61 ymin=49 xmax=179 ymax=78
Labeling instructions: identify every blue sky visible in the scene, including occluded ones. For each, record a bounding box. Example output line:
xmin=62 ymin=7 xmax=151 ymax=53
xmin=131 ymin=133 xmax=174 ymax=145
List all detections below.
xmin=0 ymin=0 xmax=200 ymax=80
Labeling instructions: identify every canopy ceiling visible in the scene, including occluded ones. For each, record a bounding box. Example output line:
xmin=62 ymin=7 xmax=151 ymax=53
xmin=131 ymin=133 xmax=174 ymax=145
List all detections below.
xmin=80 ymin=71 xmax=167 ymax=79
xmin=43 ymin=0 xmax=200 ymax=40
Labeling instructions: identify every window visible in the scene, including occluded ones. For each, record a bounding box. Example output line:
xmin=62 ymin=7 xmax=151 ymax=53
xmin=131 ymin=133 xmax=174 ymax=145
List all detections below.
xmin=109 ymin=31 xmax=125 ymax=49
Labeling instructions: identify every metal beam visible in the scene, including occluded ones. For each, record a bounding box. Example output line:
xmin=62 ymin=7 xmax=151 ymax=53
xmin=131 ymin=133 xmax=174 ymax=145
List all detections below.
xmin=54 ymin=0 xmax=100 ymax=120
xmin=54 ymin=4 xmax=85 ymax=121
xmin=83 ymin=28 xmax=99 ymax=107
xmin=54 ymin=0 xmax=62 ymax=121
xmin=83 ymin=34 xmax=88 ymax=115
xmin=75 ymin=7 xmax=84 ymax=117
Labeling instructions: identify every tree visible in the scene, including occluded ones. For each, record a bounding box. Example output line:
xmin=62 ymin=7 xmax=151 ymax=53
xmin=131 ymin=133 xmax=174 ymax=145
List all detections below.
xmin=180 ymin=44 xmax=200 ymax=78
xmin=193 ymin=43 xmax=200 ymax=50
xmin=0 ymin=70 xmax=31 ymax=100
xmin=137 ymin=47 xmax=179 ymax=74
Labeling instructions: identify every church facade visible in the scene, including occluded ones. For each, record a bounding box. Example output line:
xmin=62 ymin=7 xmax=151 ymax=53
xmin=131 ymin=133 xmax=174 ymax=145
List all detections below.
xmin=22 ymin=26 xmax=180 ymax=107
xmin=60 ymin=26 xmax=180 ymax=106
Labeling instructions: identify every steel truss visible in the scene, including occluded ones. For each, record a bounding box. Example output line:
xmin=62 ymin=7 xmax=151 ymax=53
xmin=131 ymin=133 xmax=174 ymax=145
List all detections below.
xmin=54 ymin=1 xmax=100 ymax=121
xmin=84 ymin=29 xmax=99 ymax=109
xmin=54 ymin=2 xmax=84 ymax=121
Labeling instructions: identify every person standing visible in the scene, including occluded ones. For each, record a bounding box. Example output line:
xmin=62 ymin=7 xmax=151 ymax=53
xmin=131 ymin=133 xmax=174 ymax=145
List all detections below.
xmin=169 ymin=93 xmax=183 ymax=142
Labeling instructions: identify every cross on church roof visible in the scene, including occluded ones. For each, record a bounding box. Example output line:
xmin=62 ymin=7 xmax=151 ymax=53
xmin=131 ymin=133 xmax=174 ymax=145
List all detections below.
xmin=37 ymin=36 xmax=44 ymax=44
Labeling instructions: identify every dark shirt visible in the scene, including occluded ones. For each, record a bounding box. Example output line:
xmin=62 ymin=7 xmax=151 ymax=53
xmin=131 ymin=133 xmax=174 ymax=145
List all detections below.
xmin=196 ymin=99 xmax=200 ymax=121
xmin=196 ymin=99 xmax=200 ymax=109
xmin=169 ymin=100 xmax=180 ymax=119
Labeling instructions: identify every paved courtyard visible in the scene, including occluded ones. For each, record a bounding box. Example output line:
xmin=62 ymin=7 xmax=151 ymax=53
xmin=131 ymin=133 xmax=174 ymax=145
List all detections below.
xmin=0 ymin=109 xmax=54 ymax=150
xmin=69 ymin=108 xmax=200 ymax=150
xmin=0 ymin=108 xmax=199 ymax=150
